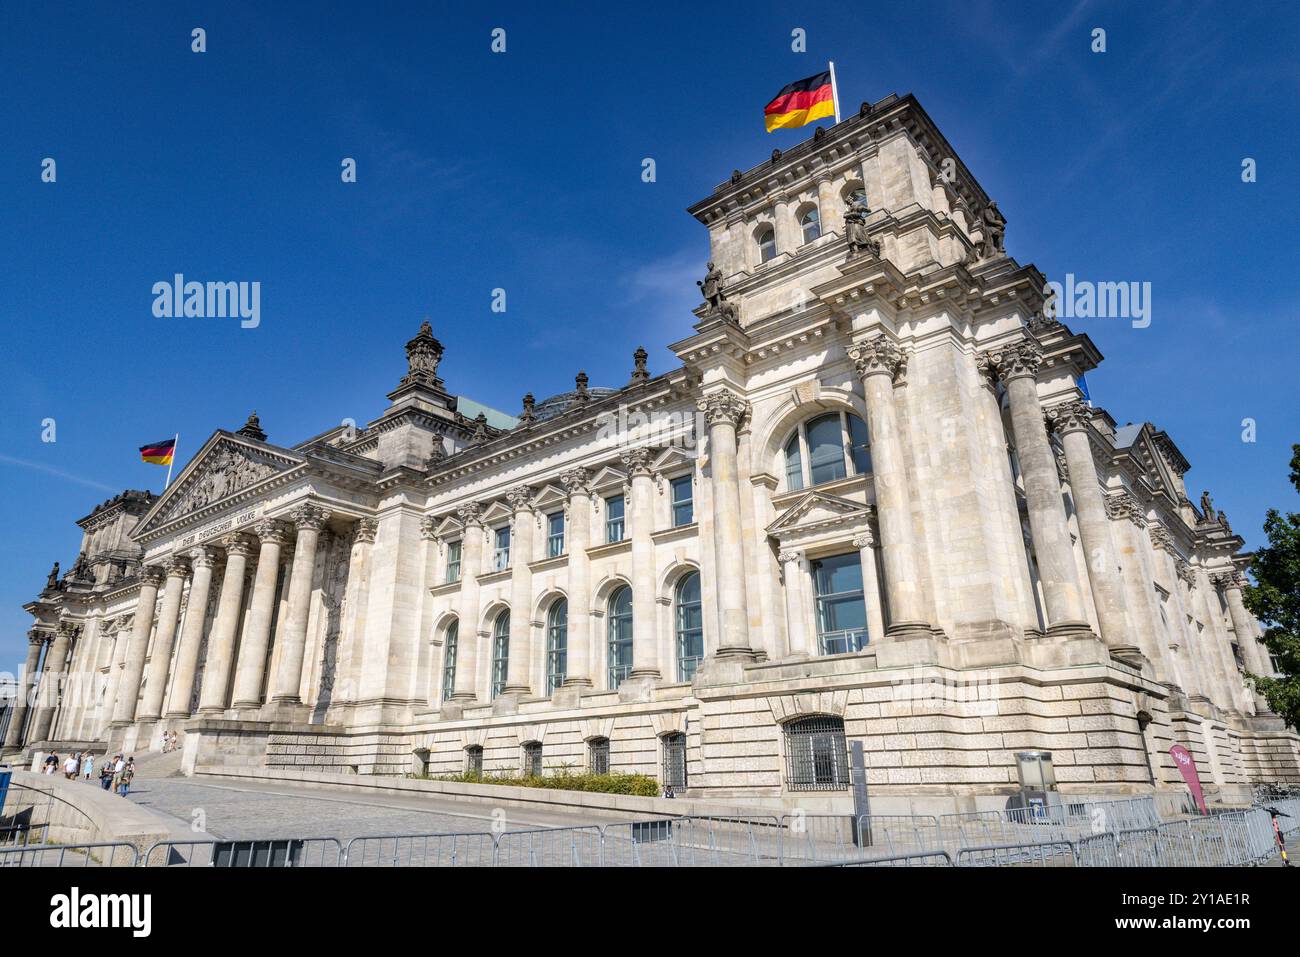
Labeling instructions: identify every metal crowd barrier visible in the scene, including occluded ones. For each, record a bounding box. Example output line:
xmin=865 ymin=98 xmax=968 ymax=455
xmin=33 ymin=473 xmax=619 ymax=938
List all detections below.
xmin=143 ymin=837 xmax=344 ymax=867
xmin=0 ymin=841 xmax=139 ymax=868
xmin=955 ymin=841 xmax=1077 ymax=867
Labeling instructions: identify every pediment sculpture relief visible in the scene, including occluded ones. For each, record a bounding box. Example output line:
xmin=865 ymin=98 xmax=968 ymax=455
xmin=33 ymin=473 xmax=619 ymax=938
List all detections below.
xmin=166 ymin=443 xmax=282 ymax=519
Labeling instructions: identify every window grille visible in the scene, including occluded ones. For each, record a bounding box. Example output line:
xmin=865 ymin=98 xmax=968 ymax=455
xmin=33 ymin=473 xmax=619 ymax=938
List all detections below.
xmin=783 ymin=716 xmax=850 ymax=791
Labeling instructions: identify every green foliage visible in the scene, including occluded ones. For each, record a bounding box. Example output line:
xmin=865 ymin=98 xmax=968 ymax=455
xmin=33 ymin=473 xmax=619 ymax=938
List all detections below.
xmin=1243 ymin=444 xmax=1300 ymax=730
xmin=411 ymin=763 xmax=660 ymax=797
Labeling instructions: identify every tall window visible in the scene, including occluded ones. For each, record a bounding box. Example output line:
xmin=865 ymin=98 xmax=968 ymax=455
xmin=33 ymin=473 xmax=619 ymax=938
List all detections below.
xmin=675 ymin=571 xmax=704 ymax=681
xmin=783 ymin=411 xmax=871 ymax=491
xmin=546 ymin=511 xmax=565 ymax=557
xmin=589 ymin=737 xmax=610 ymax=775
xmin=490 ymin=610 xmax=510 ymax=698
xmin=493 ymin=526 xmax=510 ymax=571
xmin=546 ymin=599 xmax=568 ymax=695
xmin=783 ymin=716 xmax=850 ymax=791
xmin=605 ymin=495 xmax=625 ymax=543
xmin=757 ymin=226 xmax=776 ymax=263
xmin=800 ymin=206 xmax=821 ymax=244
xmin=465 ymin=745 xmax=483 ymax=776
xmin=607 ymin=585 xmax=633 ymax=688
xmin=445 ymin=540 xmax=462 ymax=583
xmin=441 ymin=620 xmax=458 ymax=702
xmin=522 ymin=741 xmax=543 ymax=777
xmin=670 ymin=475 xmax=694 ymax=526
xmin=662 ymin=732 xmax=687 ymax=789
xmin=812 ymin=553 xmax=867 ymax=654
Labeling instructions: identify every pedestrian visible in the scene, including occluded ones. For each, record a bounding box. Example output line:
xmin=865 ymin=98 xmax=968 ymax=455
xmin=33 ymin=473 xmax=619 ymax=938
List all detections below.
xmin=43 ymin=753 xmax=58 ymax=775
xmin=82 ymin=752 xmax=94 ymax=781
xmin=63 ymin=753 xmax=78 ymax=779
xmin=99 ymin=760 xmax=114 ymax=791
xmin=117 ymin=757 xmax=135 ymax=797
xmin=161 ymin=729 xmax=170 ymax=753
xmin=169 ymin=730 xmax=178 ymax=751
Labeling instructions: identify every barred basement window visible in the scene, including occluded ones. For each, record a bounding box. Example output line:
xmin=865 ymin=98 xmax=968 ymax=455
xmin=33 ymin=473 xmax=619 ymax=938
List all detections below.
xmin=662 ymin=732 xmax=687 ymax=789
xmin=783 ymin=716 xmax=850 ymax=791
xmin=465 ymin=745 xmax=483 ymax=775
xmin=589 ymin=737 xmax=610 ymax=775
xmin=522 ymin=741 xmax=543 ymax=777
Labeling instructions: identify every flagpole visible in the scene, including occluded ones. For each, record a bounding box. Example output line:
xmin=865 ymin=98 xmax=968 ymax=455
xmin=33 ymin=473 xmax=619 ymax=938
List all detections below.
xmin=164 ymin=433 xmax=179 ymax=490
xmin=828 ymin=60 xmax=841 ymax=124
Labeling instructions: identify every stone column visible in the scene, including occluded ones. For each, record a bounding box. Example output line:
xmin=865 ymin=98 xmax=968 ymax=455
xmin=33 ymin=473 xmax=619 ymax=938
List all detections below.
xmin=1170 ymin=560 xmax=1210 ymax=701
xmin=28 ymin=621 xmax=74 ymax=742
xmin=1106 ymin=493 xmax=1170 ymax=680
xmin=777 ymin=550 xmax=811 ymax=658
xmin=165 ymin=547 xmax=219 ymax=718
xmin=450 ymin=503 xmax=485 ymax=702
xmin=982 ymin=341 xmax=1090 ymax=637
xmin=559 ymin=470 xmax=594 ymax=689
xmin=137 ymin=556 xmax=191 ymax=722
xmin=231 ymin=520 xmax=290 ymax=709
xmin=69 ymin=616 xmax=103 ymax=739
xmin=623 ymin=448 xmax=662 ymax=681
xmin=269 ymin=504 xmax=329 ymax=705
xmin=697 ymin=389 xmax=755 ymax=657
xmin=854 ymin=529 xmax=887 ymax=644
xmin=1193 ymin=566 xmax=1243 ymax=714
xmin=336 ymin=519 xmax=377 ymax=707
xmin=1216 ymin=572 xmax=1271 ymax=711
xmin=112 ymin=566 xmax=165 ymax=725
xmin=99 ymin=619 xmax=130 ymax=736
xmin=847 ymin=336 xmax=931 ymax=638
xmin=197 ymin=535 xmax=255 ymax=715
xmin=1045 ymin=401 xmax=1133 ymax=654
xmin=3 ymin=633 xmax=47 ymax=748
xmin=503 ymin=486 xmax=535 ymax=696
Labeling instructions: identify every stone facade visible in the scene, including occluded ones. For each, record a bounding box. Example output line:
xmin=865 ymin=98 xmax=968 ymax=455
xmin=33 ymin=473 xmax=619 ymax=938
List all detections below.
xmin=7 ymin=93 xmax=1297 ymax=806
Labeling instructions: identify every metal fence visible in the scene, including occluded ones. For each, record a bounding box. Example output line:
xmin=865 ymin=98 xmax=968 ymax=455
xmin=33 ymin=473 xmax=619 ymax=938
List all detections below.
xmin=0 ymin=841 xmax=139 ymax=868
xmin=15 ymin=793 xmax=1297 ymax=868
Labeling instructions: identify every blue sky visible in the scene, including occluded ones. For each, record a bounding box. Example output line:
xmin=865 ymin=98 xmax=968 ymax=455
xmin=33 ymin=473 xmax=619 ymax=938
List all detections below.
xmin=1 ymin=1 xmax=1296 ymax=671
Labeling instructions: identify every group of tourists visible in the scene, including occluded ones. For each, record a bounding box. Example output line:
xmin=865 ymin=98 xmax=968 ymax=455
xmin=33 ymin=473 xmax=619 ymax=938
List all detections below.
xmin=38 ymin=750 xmax=134 ymax=796
xmin=160 ymin=730 xmax=178 ymax=752
xmin=98 ymin=755 xmax=134 ymax=796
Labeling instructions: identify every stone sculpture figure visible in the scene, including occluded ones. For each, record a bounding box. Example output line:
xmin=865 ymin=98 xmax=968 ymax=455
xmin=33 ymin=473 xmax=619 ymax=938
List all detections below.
xmin=697 ymin=262 xmax=740 ymax=324
xmin=1200 ymin=490 xmax=1215 ymax=520
xmin=45 ymin=562 xmax=59 ymax=590
xmin=978 ymin=202 xmax=1006 ymax=259
xmin=845 ymin=195 xmax=880 ymax=258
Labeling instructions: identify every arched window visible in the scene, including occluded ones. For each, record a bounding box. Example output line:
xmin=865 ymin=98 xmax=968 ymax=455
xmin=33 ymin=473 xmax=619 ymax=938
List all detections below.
xmin=607 ymin=585 xmax=633 ymax=688
xmin=588 ymin=737 xmax=610 ymax=775
xmin=800 ymin=205 xmax=821 ymax=244
xmin=546 ymin=599 xmax=568 ymax=695
xmin=662 ymin=732 xmax=687 ymax=790
xmin=465 ymin=744 xmax=483 ymax=776
xmin=490 ymin=610 xmax=510 ymax=699
xmin=522 ymin=741 xmax=543 ymax=777
xmin=844 ymin=185 xmax=867 ymax=208
xmin=675 ymin=572 xmax=703 ymax=681
xmin=782 ymin=411 xmax=872 ymax=491
xmin=441 ymin=620 xmax=458 ymax=702
xmin=783 ymin=716 xmax=850 ymax=791
xmin=756 ymin=225 xmax=776 ymax=263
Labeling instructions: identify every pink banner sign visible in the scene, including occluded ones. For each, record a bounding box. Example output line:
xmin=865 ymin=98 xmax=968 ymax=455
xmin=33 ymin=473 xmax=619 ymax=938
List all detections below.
xmin=1169 ymin=745 xmax=1207 ymax=813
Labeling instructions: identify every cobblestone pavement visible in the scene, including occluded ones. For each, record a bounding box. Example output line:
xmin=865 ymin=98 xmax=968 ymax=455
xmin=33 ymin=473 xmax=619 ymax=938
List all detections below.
xmin=122 ymin=774 xmax=602 ymax=842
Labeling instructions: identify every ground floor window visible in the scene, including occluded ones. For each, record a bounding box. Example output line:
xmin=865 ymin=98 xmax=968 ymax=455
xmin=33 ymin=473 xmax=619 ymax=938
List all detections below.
xmin=546 ymin=599 xmax=567 ymax=694
xmin=522 ymin=741 xmax=543 ymax=777
xmin=441 ymin=621 xmax=458 ymax=702
xmin=783 ymin=716 xmax=850 ymax=791
xmin=662 ymin=732 xmax=687 ymax=790
xmin=812 ymin=553 xmax=867 ymax=654
xmin=465 ymin=745 xmax=483 ymax=776
xmin=588 ymin=737 xmax=610 ymax=775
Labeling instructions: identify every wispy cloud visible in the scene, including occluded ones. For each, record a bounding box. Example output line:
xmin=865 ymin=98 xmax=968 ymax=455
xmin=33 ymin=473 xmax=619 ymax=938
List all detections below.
xmin=0 ymin=454 xmax=119 ymax=494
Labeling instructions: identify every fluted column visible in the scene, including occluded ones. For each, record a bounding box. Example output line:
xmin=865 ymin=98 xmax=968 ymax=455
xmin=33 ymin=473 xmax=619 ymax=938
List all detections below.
xmin=450 ymin=503 xmax=485 ymax=701
xmin=137 ymin=556 xmax=190 ymax=721
xmin=29 ymin=621 xmax=74 ymax=742
xmin=335 ymin=520 xmax=377 ymax=706
xmin=3 ymin=633 xmax=47 ymax=748
xmin=1193 ymin=565 xmax=1244 ymax=713
xmin=197 ymin=535 xmax=255 ymax=714
xmin=230 ymin=520 xmax=290 ymax=709
xmin=1217 ymin=572 xmax=1271 ymax=711
xmin=1045 ymin=401 xmax=1132 ymax=652
xmin=1170 ymin=559 xmax=1210 ymax=700
xmin=165 ymin=547 xmax=219 ymax=718
xmin=982 ymin=341 xmax=1090 ymax=637
xmin=69 ymin=616 xmax=104 ymax=739
xmin=854 ymin=529 xmax=887 ymax=643
xmin=99 ymin=619 xmax=131 ymax=735
xmin=504 ymin=486 xmax=536 ymax=695
xmin=698 ymin=389 xmax=755 ymax=656
xmin=112 ymin=566 xmax=165 ymax=725
xmin=623 ymin=448 xmax=662 ymax=680
xmin=778 ymin=550 xmax=812 ymax=657
xmin=848 ymin=336 xmax=930 ymax=638
xmin=560 ymin=470 xmax=594 ymax=688
xmin=269 ymin=505 xmax=329 ymax=705
xmin=1106 ymin=493 xmax=1169 ymax=675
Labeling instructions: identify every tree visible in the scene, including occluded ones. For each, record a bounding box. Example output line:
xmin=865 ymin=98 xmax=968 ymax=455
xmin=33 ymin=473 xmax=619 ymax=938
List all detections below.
xmin=1243 ymin=444 xmax=1300 ymax=730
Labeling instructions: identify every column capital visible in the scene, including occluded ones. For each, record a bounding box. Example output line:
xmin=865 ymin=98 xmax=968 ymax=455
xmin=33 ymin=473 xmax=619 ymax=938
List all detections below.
xmin=254 ymin=518 xmax=293 ymax=545
xmin=852 ymin=529 xmax=877 ymax=549
xmin=777 ymin=548 xmax=803 ymax=565
xmin=352 ymin=518 xmax=378 ymax=545
xmin=139 ymin=564 xmax=167 ymax=588
xmin=619 ymin=446 xmax=655 ymax=477
xmin=505 ymin=484 xmax=534 ymax=513
xmin=696 ymin=388 xmax=749 ymax=427
xmin=164 ymin=554 xmax=192 ymax=578
xmin=847 ymin=334 xmax=904 ymax=379
xmin=559 ymin=467 xmax=592 ymax=499
xmin=289 ymin=503 xmax=330 ymax=532
xmin=55 ymin=618 xmax=77 ymax=639
xmin=420 ymin=515 xmax=439 ymax=541
xmin=1209 ymin=570 xmax=1244 ymax=591
xmin=188 ymin=545 xmax=221 ymax=569
xmin=978 ymin=339 xmax=1043 ymax=383
xmin=28 ymin=629 xmax=50 ymax=647
xmin=1175 ymin=558 xmax=1196 ymax=587
xmin=1148 ymin=524 xmax=1177 ymax=556
xmin=1044 ymin=399 xmax=1094 ymax=435
xmin=1105 ymin=490 xmax=1147 ymax=527
xmin=456 ymin=501 xmax=484 ymax=528
xmin=220 ymin=533 xmax=257 ymax=558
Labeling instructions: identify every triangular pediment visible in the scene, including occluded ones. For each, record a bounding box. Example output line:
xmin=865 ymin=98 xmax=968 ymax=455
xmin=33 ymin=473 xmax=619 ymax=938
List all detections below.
xmin=532 ymin=483 xmax=569 ymax=511
xmin=1122 ymin=425 xmax=1176 ymax=502
xmin=135 ymin=432 xmax=305 ymax=536
xmin=650 ymin=446 xmax=696 ymax=474
xmin=767 ymin=490 xmax=872 ymax=536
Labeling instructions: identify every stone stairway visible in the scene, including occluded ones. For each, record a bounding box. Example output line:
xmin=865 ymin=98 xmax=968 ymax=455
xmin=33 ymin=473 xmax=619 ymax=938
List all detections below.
xmin=129 ymin=748 xmax=186 ymax=779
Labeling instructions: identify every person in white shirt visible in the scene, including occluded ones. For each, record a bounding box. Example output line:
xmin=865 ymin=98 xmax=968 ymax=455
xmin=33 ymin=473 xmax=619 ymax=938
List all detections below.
xmin=63 ymin=754 xmax=78 ymax=778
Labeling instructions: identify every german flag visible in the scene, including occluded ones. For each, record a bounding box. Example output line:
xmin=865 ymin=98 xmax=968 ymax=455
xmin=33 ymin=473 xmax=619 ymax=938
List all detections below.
xmin=139 ymin=438 xmax=176 ymax=466
xmin=764 ymin=70 xmax=835 ymax=132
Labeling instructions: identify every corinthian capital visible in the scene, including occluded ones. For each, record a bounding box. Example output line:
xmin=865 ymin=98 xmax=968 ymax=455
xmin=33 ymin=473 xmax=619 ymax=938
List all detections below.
xmin=220 ymin=533 xmax=257 ymax=559
xmin=140 ymin=564 xmax=167 ymax=588
xmin=696 ymin=389 xmax=749 ymax=427
xmin=456 ymin=501 xmax=484 ymax=528
xmin=164 ymin=554 xmax=192 ymax=578
xmin=505 ymin=485 xmax=534 ymax=513
xmin=847 ymin=334 xmax=904 ymax=379
xmin=978 ymin=340 xmax=1043 ymax=383
xmin=1209 ymin=571 xmax=1244 ymax=591
xmin=1043 ymin=400 xmax=1093 ymax=435
xmin=189 ymin=545 xmax=220 ymax=570
xmin=254 ymin=519 xmax=292 ymax=546
xmin=619 ymin=446 xmax=655 ymax=477
xmin=352 ymin=518 xmax=378 ymax=545
xmin=1105 ymin=490 xmax=1147 ymax=528
xmin=559 ymin=467 xmax=592 ymax=498
xmin=1148 ymin=524 xmax=1176 ymax=555
xmin=289 ymin=503 xmax=330 ymax=532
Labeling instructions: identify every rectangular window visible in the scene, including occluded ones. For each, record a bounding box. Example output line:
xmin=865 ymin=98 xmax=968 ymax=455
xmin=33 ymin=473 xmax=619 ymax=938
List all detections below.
xmin=445 ymin=540 xmax=462 ymax=583
xmin=605 ymin=495 xmax=625 ymax=543
xmin=670 ymin=475 xmax=694 ymax=526
xmin=812 ymin=553 xmax=868 ymax=654
xmin=589 ymin=738 xmax=610 ymax=776
xmin=493 ymin=526 xmax=510 ymax=572
xmin=547 ymin=511 xmax=565 ymax=557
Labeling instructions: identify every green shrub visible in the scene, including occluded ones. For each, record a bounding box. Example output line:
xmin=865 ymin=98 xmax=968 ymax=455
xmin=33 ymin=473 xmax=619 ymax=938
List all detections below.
xmin=410 ymin=766 xmax=660 ymax=797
